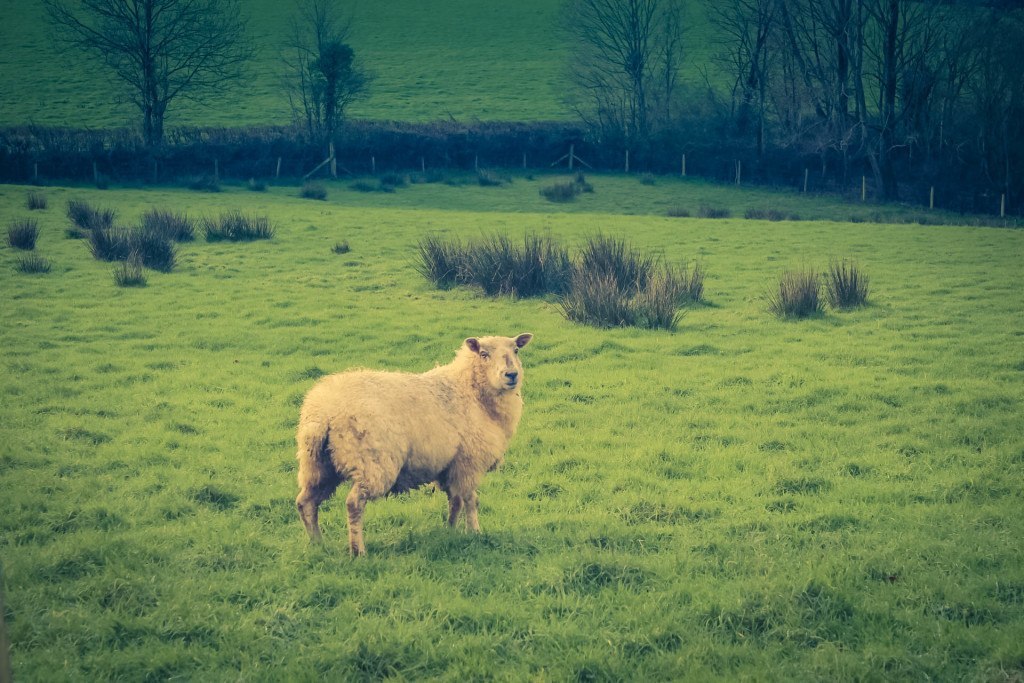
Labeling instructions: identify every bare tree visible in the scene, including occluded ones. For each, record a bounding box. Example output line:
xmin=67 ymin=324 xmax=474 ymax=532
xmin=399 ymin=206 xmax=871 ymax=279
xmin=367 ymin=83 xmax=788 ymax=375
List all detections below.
xmin=284 ymin=0 xmax=370 ymax=143
xmin=44 ymin=0 xmax=254 ymax=149
xmin=708 ymin=0 xmax=779 ymax=157
xmin=562 ymin=0 xmax=686 ymax=151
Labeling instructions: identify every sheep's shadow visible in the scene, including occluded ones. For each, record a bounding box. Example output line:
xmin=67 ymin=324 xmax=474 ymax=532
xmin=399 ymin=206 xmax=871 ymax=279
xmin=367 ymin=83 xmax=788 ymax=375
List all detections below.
xmin=379 ymin=527 xmax=537 ymax=561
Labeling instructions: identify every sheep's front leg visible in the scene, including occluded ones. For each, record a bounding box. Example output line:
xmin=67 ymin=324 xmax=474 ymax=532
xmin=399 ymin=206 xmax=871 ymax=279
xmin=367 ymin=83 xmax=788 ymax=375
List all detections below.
xmin=446 ymin=493 xmax=463 ymax=528
xmin=464 ymin=491 xmax=481 ymax=533
xmin=345 ymin=486 xmax=368 ymax=556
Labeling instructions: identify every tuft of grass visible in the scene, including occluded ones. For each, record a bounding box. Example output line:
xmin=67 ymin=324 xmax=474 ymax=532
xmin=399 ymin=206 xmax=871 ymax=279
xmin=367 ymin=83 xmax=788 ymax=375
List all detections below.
xmin=203 ymin=211 xmax=274 ymax=242
xmin=745 ymin=207 xmax=788 ymax=221
xmin=67 ymin=199 xmax=115 ymax=231
xmin=7 ymin=218 xmax=39 ymax=250
xmin=350 ymin=179 xmax=395 ymax=193
xmin=141 ymin=209 xmax=195 ymax=242
xmin=574 ymin=171 xmax=594 ymax=193
xmin=415 ymin=234 xmax=467 ymax=289
xmin=88 ymin=227 xmax=136 ymax=262
xmin=26 ymin=191 xmax=47 ymax=210
xmin=460 ymin=233 xmax=572 ymax=297
xmin=187 ymin=175 xmax=221 ymax=192
xmin=112 ymin=254 xmax=146 ymax=287
xmin=247 ymin=178 xmax=268 ymax=192
xmin=825 ymin=259 xmax=870 ymax=309
xmin=300 ymin=181 xmax=328 ymax=200
xmin=477 ymin=169 xmax=510 ymax=187
xmin=559 ymin=268 xmax=636 ymax=327
xmin=768 ymin=267 xmax=823 ymax=318
xmin=540 ymin=180 xmax=580 ymax=203
xmin=698 ymin=204 xmax=731 ymax=219
xmin=667 ymin=207 xmax=690 ymax=218
xmin=640 ymin=173 xmax=657 ymax=186
xmin=681 ymin=261 xmax=705 ymax=303
xmin=331 ymin=241 xmax=350 ymax=254
xmin=15 ymin=253 xmax=51 ymax=273
xmin=578 ymin=233 xmax=655 ymax=292
xmin=131 ymin=229 xmax=176 ymax=272
xmin=378 ymin=172 xmax=409 ymax=190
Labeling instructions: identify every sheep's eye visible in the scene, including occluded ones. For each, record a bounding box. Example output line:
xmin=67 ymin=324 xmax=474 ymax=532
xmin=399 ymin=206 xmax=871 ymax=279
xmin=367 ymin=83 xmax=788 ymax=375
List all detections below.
xmin=513 ymin=348 xmax=519 ymax=354
xmin=480 ymin=351 xmax=489 ymax=359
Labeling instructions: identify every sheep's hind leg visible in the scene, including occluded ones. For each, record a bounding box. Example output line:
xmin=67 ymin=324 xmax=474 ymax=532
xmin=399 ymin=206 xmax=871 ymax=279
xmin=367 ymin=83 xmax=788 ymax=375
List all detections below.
xmin=464 ymin=491 xmax=481 ymax=533
xmin=345 ymin=485 xmax=368 ymax=556
xmin=296 ymin=488 xmax=324 ymax=542
xmin=446 ymin=493 xmax=463 ymax=528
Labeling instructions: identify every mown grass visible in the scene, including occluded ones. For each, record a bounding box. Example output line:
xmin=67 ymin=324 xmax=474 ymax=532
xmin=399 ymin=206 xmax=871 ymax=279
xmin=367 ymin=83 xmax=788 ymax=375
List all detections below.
xmin=1 ymin=181 xmax=1022 ymax=681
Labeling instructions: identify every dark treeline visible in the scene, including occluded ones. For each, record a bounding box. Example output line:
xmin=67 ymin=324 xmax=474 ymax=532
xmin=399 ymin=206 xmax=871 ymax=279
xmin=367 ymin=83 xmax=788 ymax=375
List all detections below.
xmin=1 ymin=1 xmax=1020 ymax=216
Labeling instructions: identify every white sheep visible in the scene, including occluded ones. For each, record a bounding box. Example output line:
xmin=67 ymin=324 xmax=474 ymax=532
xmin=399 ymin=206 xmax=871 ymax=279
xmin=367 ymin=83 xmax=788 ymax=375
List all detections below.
xmin=295 ymin=333 xmax=533 ymax=555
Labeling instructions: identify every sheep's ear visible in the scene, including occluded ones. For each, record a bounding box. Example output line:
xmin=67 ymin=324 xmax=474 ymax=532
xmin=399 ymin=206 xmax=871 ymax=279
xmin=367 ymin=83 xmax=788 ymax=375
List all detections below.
xmin=514 ymin=333 xmax=533 ymax=349
xmin=465 ymin=337 xmax=481 ymax=354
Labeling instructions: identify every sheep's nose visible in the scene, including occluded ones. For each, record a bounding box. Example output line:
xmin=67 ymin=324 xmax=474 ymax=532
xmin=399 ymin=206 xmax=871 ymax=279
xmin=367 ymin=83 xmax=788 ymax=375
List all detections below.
xmin=505 ymin=371 xmax=518 ymax=382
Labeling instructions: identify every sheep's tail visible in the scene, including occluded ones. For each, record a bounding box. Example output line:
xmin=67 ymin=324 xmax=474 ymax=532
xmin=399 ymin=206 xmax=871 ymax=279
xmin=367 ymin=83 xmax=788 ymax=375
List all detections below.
xmin=296 ymin=420 xmax=341 ymax=492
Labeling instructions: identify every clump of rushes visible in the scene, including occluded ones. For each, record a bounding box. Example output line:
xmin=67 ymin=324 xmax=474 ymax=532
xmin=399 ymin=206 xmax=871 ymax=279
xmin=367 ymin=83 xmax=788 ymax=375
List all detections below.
xmin=300 ymin=181 xmax=327 ymax=200
xmin=27 ymin=191 xmax=47 ymax=210
xmin=768 ymin=268 xmax=823 ymax=318
xmin=825 ymin=259 xmax=869 ymax=309
xmin=203 ymin=211 xmax=275 ymax=241
xmin=16 ymin=253 xmax=51 ymax=274
xmin=141 ymin=208 xmax=195 ymax=242
xmin=113 ymin=254 xmax=146 ymax=287
xmin=67 ymin=199 xmax=115 ymax=232
xmin=8 ymin=218 xmax=39 ymax=250
xmin=332 ymin=241 xmax=351 ymax=254
xmin=415 ymin=234 xmax=467 ymax=289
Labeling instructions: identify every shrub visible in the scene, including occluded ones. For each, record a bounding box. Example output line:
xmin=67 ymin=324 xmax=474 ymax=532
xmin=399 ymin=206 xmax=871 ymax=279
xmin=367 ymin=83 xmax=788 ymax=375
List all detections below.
xmin=698 ymin=205 xmax=731 ymax=219
xmin=825 ymin=259 xmax=869 ymax=309
xmin=203 ymin=211 xmax=274 ymax=241
xmin=67 ymin=199 xmax=115 ymax=231
xmin=423 ymin=169 xmax=449 ymax=184
xmin=477 ymin=169 xmax=509 ymax=187
xmin=460 ymin=233 xmax=572 ymax=297
xmin=247 ymin=178 xmax=268 ymax=192
xmin=8 ymin=219 xmax=39 ymax=250
xmin=141 ymin=209 xmax=195 ymax=242
xmin=27 ymin=192 xmax=47 ymax=210
xmin=113 ymin=254 xmax=146 ymax=287
xmin=350 ymin=179 xmax=394 ymax=193
xmin=188 ymin=175 xmax=221 ymax=192
xmin=768 ymin=268 xmax=823 ymax=318
xmin=640 ymin=173 xmax=656 ymax=186
xmin=16 ymin=253 xmax=51 ymax=274
xmin=415 ymin=234 xmax=467 ymax=289
xmin=300 ymin=181 xmax=328 ymax=200
xmin=681 ymin=261 xmax=705 ymax=303
xmin=540 ymin=180 xmax=580 ymax=203
xmin=332 ymin=241 xmax=350 ymax=254
xmin=667 ymin=207 xmax=690 ymax=218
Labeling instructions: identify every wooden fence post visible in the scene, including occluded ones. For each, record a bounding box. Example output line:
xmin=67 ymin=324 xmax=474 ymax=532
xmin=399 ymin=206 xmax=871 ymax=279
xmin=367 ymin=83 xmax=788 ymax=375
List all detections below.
xmin=329 ymin=143 xmax=336 ymax=178
xmin=681 ymin=153 xmax=686 ymax=177
xmin=861 ymin=176 xmax=866 ymax=202
xmin=929 ymin=186 xmax=934 ymax=210
xmin=33 ymin=163 xmax=38 ymax=182
xmin=1001 ymin=193 xmax=1006 ymax=218
xmin=93 ymin=161 xmax=99 ymax=185
xmin=803 ymin=168 xmax=809 ymax=193
xmin=523 ymin=153 xmax=527 ymax=170
xmin=421 ymin=156 xmax=426 ymax=173
xmin=736 ymin=160 xmax=741 ymax=185
xmin=275 ymin=157 xmax=282 ymax=179
xmin=474 ymin=155 xmax=479 ymax=172
xmin=569 ymin=144 xmax=574 ymax=171
xmin=625 ymin=149 xmax=629 ymax=173
xmin=371 ymin=156 xmax=376 ymax=174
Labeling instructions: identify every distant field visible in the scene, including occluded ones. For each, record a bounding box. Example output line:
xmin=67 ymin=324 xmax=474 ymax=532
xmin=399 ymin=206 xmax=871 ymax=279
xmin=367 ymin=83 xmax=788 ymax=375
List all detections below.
xmin=1 ymin=179 xmax=1022 ymax=680
xmin=0 ymin=0 xmax=715 ymax=128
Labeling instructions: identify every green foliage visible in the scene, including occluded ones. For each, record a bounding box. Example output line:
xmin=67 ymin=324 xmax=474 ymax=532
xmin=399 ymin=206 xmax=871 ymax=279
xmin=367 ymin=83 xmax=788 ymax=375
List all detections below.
xmin=825 ymin=259 xmax=870 ymax=309
xmin=459 ymin=233 xmax=572 ymax=297
xmin=768 ymin=268 xmax=823 ymax=318
xmin=203 ymin=211 xmax=274 ymax=241
xmin=415 ymin=234 xmax=467 ymax=289
xmin=540 ymin=180 xmax=581 ymax=203
xmin=698 ymin=204 xmax=731 ymax=219
xmin=331 ymin=240 xmax=350 ymax=254
xmin=7 ymin=218 xmax=38 ymax=250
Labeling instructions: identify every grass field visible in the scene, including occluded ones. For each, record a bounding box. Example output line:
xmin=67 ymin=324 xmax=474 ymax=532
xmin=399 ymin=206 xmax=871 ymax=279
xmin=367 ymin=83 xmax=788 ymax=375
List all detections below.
xmin=1 ymin=177 xmax=1023 ymax=680
xmin=0 ymin=0 xmax=716 ymax=128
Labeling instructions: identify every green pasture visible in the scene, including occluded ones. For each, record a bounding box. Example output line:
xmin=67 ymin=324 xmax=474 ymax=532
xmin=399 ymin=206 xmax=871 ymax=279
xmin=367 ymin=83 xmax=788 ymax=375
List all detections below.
xmin=0 ymin=0 xmax=714 ymax=128
xmin=1 ymin=178 xmax=1023 ymax=680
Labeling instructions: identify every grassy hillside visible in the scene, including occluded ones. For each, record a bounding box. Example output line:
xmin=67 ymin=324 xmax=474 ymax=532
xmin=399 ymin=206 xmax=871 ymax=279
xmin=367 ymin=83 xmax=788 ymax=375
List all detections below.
xmin=1 ymin=180 xmax=1022 ymax=680
xmin=0 ymin=0 xmax=715 ymax=128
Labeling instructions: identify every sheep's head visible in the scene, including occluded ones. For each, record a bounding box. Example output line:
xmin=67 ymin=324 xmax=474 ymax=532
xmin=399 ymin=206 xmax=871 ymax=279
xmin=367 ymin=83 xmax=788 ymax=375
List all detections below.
xmin=465 ymin=333 xmax=533 ymax=393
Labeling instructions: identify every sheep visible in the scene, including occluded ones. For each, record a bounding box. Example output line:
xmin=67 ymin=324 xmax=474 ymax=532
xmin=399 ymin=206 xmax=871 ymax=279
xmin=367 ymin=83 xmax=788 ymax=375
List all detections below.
xmin=295 ymin=333 xmax=534 ymax=556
